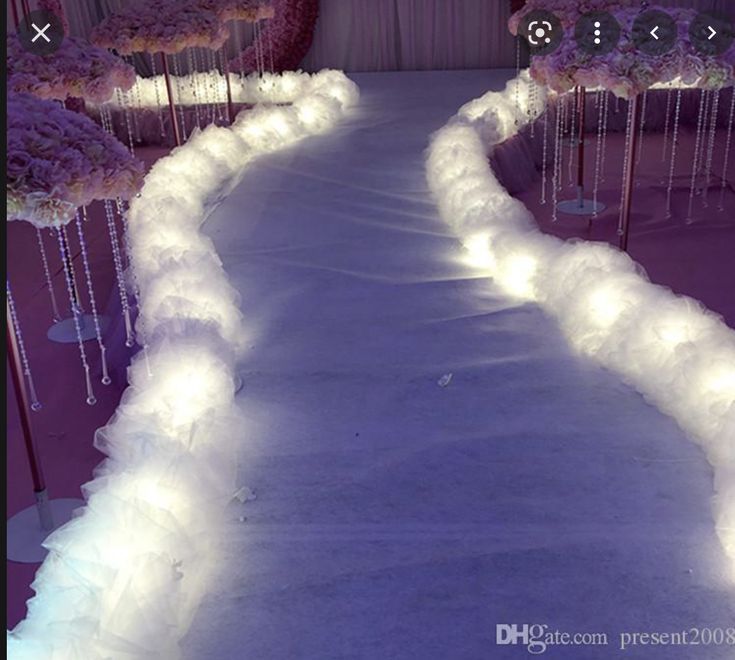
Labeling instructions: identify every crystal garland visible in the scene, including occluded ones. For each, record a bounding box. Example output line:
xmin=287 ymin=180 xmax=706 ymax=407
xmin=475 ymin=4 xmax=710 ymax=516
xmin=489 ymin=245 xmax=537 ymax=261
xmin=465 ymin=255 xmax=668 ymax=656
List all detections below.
xmin=55 ymin=227 xmax=96 ymax=405
xmin=35 ymin=228 xmax=62 ymax=322
xmin=661 ymin=85 xmax=673 ymax=163
xmin=719 ymin=89 xmax=735 ymax=211
xmin=617 ymin=98 xmax=635 ymax=235
xmin=665 ymin=89 xmax=683 ymax=218
xmin=551 ymin=97 xmax=562 ymax=222
xmin=686 ymin=89 xmax=707 ymax=223
xmin=103 ymin=198 xmax=134 ymax=347
xmin=6 ymin=279 xmax=42 ymax=411
xmin=149 ymin=52 xmax=167 ymax=139
xmin=592 ymin=90 xmax=607 ymax=216
xmin=75 ymin=209 xmax=111 ymax=385
xmin=702 ymin=88 xmax=720 ymax=208
xmin=635 ymin=90 xmax=647 ymax=166
xmin=540 ymin=103 xmax=549 ymax=205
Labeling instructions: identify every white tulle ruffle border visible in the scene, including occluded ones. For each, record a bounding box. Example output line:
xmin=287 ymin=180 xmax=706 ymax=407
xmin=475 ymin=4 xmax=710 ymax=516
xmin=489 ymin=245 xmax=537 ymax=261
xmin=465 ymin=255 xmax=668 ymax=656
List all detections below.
xmin=8 ymin=70 xmax=359 ymax=660
xmin=426 ymin=71 xmax=735 ymax=566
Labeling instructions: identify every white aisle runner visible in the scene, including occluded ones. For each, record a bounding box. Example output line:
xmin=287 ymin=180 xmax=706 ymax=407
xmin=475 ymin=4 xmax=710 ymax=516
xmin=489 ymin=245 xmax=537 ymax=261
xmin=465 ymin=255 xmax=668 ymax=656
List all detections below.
xmin=182 ymin=71 xmax=734 ymax=660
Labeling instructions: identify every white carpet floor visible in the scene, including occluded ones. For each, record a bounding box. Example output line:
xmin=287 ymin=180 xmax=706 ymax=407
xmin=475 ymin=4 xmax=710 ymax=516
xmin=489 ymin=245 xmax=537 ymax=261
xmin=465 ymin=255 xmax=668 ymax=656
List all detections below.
xmin=181 ymin=70 xmax=734 ymax=660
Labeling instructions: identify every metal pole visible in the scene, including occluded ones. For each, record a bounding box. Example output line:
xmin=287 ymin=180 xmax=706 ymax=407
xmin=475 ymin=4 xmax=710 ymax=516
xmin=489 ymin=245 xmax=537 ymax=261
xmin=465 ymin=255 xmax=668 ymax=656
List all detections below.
xmin=620 ymin=94 xmax=640 ymax=252
xmin=7 ymin=302 xmax=54 ymax=531
xmin=160 ymin=52 xmax=182 ymax=147
xmin=576 ymin=86 xmax=586 ymax=207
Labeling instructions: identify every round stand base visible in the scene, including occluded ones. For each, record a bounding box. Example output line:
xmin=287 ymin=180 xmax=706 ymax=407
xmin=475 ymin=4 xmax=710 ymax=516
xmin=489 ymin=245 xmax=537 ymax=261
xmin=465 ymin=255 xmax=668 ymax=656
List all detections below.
xmin=234 ymin=374 xmax=244 ymax=394
xmin=7 ymin=498 xmax=85 ymax=563
xmin=47 ymin=315 xmax=108 ymax=344
xmin=557 ymin=199 xmax=606 ymax=216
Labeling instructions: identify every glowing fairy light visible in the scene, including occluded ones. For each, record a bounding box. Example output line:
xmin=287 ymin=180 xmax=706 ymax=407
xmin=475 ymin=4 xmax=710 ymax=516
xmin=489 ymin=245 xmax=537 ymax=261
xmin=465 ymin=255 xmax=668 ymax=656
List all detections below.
xmin=9 ymin=70 xmax=359 ymax=658
xmin=427 ymin=71 xmax=735 ymax=577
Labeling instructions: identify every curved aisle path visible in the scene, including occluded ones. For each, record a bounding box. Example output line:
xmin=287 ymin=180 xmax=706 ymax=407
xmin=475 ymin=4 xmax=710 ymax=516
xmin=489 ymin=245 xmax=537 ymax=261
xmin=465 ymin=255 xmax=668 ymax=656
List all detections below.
xmin=182 ymin=71 xmax=734 ymax=659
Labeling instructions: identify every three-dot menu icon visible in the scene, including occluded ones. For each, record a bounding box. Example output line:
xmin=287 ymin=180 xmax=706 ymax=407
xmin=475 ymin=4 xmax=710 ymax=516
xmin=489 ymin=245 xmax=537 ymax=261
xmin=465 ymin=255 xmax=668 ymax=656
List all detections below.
xmin=575 ymin=11 xmax=621 ymax=56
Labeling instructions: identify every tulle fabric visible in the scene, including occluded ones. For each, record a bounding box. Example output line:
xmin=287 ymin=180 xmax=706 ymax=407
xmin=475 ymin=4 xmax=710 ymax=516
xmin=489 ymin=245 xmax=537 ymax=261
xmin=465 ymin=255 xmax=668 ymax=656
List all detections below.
xmin=8 ymin=69 xmax=359 ymax=659
xmin=427 ymin=71 xmax=735 ymax=561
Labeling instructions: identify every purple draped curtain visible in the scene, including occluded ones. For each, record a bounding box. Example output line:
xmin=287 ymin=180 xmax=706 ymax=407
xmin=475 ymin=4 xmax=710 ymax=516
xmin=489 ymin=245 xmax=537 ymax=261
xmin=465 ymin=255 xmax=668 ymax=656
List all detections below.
xmin=301 ymin=0 xmax=519 ymax=71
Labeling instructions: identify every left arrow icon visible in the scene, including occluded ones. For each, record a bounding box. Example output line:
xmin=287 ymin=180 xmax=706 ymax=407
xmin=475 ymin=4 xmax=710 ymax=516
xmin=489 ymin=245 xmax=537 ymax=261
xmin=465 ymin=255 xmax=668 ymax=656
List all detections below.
xmin=650 ymin=25 xmax=660 ymax=40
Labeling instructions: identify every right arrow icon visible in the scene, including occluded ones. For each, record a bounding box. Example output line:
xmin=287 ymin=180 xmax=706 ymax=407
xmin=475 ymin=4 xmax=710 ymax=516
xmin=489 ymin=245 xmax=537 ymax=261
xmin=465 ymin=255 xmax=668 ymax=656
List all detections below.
xmin=707 ymin=25 xmax=717 ymax=40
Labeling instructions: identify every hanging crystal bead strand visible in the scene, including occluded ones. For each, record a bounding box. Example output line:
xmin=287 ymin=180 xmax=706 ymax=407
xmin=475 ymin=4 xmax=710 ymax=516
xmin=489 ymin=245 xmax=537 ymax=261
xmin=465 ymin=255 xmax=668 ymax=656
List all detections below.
xmin=172 ymin=53 xmax=189 ymax=139
xmin=149 ymin=52 xmax=167 ymax=139
xmin=702 ymin=88 xmax=720 ymax=208
xmin=75 ymin=210 xmax=111 ymax=385
xmin=719 ymin=88 xmax=735 ymax=211
xmin=203 ymin=48 xmax=212 ymax=123
xmin=115 ymin=87 xmax=136 ymax=156
xmin=618 ymin=99 xmax=634 ymax=236
xmin=635 ymin=90 xmax=647 ymax=166
xmin=665 ymin=89 xmax=682 ymax=218
xmin=128 ymin=57 xmax=143 ymax=143
xmin=201 ymin=48 xmax=212 ymax=124
xmin=514 ymin=36 xmax=521 ymax=126
xmin=568 ymin=88 xmax=577 ymax=185
xmin=7 ymin=280 xmax=42 ymax=411
xmin=696 ymin=89 xmax=711 ymax=176
xmin=557 ymin=94 xmax=566 ymax=192
xmin=60 ymin=225 xmax=83 ymax=315
xmin=600 ymin=92 xmax=610 ymax=183
xmin=592 ymin=90 xmax=605 ymax=216
xmin=661 ymin=85 xmax=673 ymax=163
xmin=529 ymin=82 xmax=537 ymax=139
xmin=55 ymin=228 xmax=96 ymax=405
xmin=211 ymin=49 xmax=224 ymax=123
xmin=686 ymin=89 xmax=707 ymax=224
xmin=541 ymin=102 xmax=549 ymax=205
xmin=115 ymin=197 xmax=152 ymax=377
xmin=187 ymin=49 xmax=202 ymax=130
xmin=36 ymin=228 xmax=62 ymax=322
xmin=103 ymin=199 xmax=134 ymax=347
xmin=552 ymin=98 xmax=562 ymax=222
xmin=217 ymin=47 xmax=228 ymax=122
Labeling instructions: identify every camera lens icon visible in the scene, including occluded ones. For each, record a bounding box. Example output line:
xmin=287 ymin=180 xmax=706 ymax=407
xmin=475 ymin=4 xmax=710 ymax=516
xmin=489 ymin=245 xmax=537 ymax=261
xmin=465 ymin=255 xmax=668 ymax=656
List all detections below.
xmin=529 ymin=20 xmax=552 ymax=46
xmin=519 ymin=10 xmax=563 ymax=56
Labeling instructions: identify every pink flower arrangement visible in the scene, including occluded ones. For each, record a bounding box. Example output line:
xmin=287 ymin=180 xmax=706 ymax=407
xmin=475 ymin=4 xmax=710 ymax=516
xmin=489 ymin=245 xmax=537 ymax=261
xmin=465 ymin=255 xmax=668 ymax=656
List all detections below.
xmin=510 ymin=3 xmax=734 ymax=98
xmin=202 ymin=0 xmax=275 ymax=23
xmin=229 ymin=0 xmax=319 ymax=74
xmin=7 ymin=93 xmax=144 ymax=228
xmin=91 ymin=1 xmax=232 ymax=55
xmin=7 ymin=34 xmax=136 ymax=103
xmin=89 ymin=0 xmax=273 ymax=56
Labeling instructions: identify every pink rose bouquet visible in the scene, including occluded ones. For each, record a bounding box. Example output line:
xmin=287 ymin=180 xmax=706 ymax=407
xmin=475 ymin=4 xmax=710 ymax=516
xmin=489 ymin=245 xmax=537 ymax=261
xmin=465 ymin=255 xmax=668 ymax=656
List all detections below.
xmin=7 ymin=93 xmax=144 ymax=228
xmin=90 ymin=0 xmax=247 ymax=55
xmin=7 ymin=34 xmax=136 ymax=103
